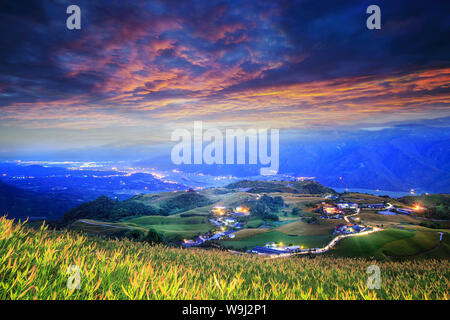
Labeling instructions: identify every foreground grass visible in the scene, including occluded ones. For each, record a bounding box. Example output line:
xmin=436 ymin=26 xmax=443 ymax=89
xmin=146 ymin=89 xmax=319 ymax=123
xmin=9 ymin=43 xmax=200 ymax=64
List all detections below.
xmin=0 ymin=217 xmax=448 ymax=300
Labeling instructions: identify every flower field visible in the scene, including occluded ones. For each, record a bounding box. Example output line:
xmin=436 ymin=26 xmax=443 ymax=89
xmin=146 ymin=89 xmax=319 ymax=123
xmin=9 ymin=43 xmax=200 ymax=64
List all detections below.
xmin=0 ymin=217 xmax=448 ymax=300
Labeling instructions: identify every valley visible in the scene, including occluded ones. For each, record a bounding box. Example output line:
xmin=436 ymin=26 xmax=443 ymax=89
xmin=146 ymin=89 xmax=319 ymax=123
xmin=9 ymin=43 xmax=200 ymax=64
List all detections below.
xmin=54 ymin=180 xmax=449 ymax=260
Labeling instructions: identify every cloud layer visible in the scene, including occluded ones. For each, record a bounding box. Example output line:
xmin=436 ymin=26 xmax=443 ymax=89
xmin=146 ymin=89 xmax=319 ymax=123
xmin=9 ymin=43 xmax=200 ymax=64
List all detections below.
xmin=0 ymin=0 xmax=449 ymax=149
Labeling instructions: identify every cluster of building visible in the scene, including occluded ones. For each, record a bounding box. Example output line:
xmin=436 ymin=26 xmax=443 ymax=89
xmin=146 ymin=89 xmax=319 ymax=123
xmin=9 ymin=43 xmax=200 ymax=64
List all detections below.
xmin=362 ymin=202 xmax=424 ymax=216
xmin=182 ymin=230 xmax=237 ymax=248
xmin=212 ymin=205 xmax=251 ymax=217
xmin=334 ymin=223 xmax=369 ymax=235
xmin=361 ymin=203 xmax=387 ymax=209
xmin=182 ymin=205 xmax=251 ymax=248
xmin=323 ymin=194 xmax=339 ymax=200
xmin=250 ymin=242 xmax=302 ymax=256
xmin=319 ymin=202 xmax=358 ymax=219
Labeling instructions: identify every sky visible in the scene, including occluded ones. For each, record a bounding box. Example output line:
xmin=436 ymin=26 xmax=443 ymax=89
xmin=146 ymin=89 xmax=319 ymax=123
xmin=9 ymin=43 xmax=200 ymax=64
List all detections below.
xmin=0 ymin=0 xmax=449 ymax=158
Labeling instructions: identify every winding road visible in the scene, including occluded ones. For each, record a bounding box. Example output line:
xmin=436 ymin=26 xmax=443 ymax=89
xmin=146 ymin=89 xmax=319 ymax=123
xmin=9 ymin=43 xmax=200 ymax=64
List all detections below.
xmin=264 ymin=207 xmax=384 ymax=259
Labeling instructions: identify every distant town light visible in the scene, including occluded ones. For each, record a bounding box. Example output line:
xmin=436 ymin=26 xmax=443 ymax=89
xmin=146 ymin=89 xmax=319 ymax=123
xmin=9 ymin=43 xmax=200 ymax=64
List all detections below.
xmin=213 ymin=206 xmax=226 ymax=215
xmin=235 ymin=206 xmax=250 ymax=214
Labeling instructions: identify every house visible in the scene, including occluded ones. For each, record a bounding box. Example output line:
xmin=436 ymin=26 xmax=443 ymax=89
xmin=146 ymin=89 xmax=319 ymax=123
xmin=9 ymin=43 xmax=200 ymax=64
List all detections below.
xmin=208 ymin=232 xmax=224 ymax=240
xmin=285 ymin=246 xmax=301 ymax=253
xmin=337 ymin=203 xmax=358 ymax=209
xmin=320 ymin=214 xmax=342 ymax=220
xmin=209 ymin=219 xmax=222 ymax=226
xmin=251 ymin=246 xmax=288 ymax=255
xmin=233 ymin=206 xmax=250 ymax=216
xmin=378 ymin=210 xmax=397 ymax=215
xmin=231 ymin=211 xmax=250 ymax=217
xmin=209 ymin=230 xmax=235 ymax=240
xmin=322 ymin=205 xmax=339 ymax=215
xmin=334 ymin=224 xmax=346 ymax=234
xmin=352 ymin=225 xmax=365 ymax=232
xmin=182 ymin=239 xmax=198 ymax=247
xmin=364 ymin=203 xmax=386 ymax=209
xmin=334 ymin=223 xmax=358 ymax=234
xmin=234 ymin=222 xmax=243 ymax=229
xmin=396 ymin=208 xmax=414 ymax=215
xmin=265 ymin=242 xmax=277 ymax=248
xmin=220 ymin=230 xmax=236 ymax=239
xmin=223 ymin=218 xmax=237 ymax=225
xmin=212 ymin=206 xmax=226 ymax=215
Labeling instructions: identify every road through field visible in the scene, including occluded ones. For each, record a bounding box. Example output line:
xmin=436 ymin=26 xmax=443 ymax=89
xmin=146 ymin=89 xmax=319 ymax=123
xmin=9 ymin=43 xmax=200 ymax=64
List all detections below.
xmin=263 ymin=207 xmax=384 ymax=259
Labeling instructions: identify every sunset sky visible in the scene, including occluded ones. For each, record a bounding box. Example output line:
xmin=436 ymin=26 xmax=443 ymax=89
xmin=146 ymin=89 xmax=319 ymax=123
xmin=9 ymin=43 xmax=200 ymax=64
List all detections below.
xmin=0 ymin=0 xmax=449 ymax=158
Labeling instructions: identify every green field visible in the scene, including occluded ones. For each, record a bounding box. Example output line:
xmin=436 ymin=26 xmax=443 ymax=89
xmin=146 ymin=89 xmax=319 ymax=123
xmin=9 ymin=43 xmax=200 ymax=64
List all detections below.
xmin=122 ymin=215 xmax=212 ymax=239
xmin=329 ymin=229 xmax=446 ymax=259
xmin=63 ymin=187 xmax=450 ymax=261
xmin=221 ymin=230 xmax=332 ymax=250
xmin=70 ymin=219 xmax=138 ymax=236
xmin=1 ymin=217 xmax=448 ymax=300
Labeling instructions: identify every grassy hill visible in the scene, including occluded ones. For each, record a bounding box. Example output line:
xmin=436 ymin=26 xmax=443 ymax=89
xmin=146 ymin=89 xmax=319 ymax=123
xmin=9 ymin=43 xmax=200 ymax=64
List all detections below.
xmin=225 ymin=180 xmax=335 ymax=194
xmin=328 ymin=228 xmax=448 ymax=260
xmin=61 ymin=190 xmax=213 ymax=225
xmin=68 ymin=219 xmax=142 ymax=238
xmin=397 ymin=194 xmax=450 ymax=219
xmin=61 ymin=196 xmax=160 ymax=224
xmin=122 ymin=215 xmax=211 ymax=240
xmin=1 ymin=216 xmax=448 ymax=300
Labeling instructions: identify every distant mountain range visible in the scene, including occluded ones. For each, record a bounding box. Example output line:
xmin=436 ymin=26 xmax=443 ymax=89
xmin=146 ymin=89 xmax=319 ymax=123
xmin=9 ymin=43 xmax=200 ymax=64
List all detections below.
xmin=0 ymin=163 xmax=187 ymax=220
xmin=137 ymin=122 xmax=450 ymax=193
xmin=0 ymin=180 xmax=79 ymax=220
xmin=225 ymin=180 xmax=334 ymax=194
xmin=278 ymin=126 xmax=450 ymax=193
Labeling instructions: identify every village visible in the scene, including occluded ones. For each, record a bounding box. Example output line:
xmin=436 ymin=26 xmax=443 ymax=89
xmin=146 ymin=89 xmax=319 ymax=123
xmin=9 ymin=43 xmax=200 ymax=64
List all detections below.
xmin=181 ymin=205 xmax=250 ymax=247
xmin=180 ymin=191 xmax=427 ymax=258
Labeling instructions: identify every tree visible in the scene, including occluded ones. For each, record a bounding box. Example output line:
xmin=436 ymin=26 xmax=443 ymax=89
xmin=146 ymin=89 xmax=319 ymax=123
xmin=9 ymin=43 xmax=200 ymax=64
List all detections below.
xmin=124 ymin=229 xmax=145 ymax=241
xmin=144 ymin=228 xmax=163 ymax=244
xmin=265 ymin=213 xmax=279 ymax=221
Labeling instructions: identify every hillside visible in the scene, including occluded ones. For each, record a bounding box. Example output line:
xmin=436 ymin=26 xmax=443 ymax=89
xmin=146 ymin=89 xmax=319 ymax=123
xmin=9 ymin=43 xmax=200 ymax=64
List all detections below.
xmin=225 ymin=180 xmax=334 ymax=194
xmin=0 ymin=216 xmax=448 ymax=300
xmin=397 ymin=194 xmax=450 ymax=219
xmin=61 ymin=196 xmax=160 ymax=224
xmin=0 ymin=180 xmax=79 ymax=220
xmin=61 ymin=190 xmax=213 ymax=225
